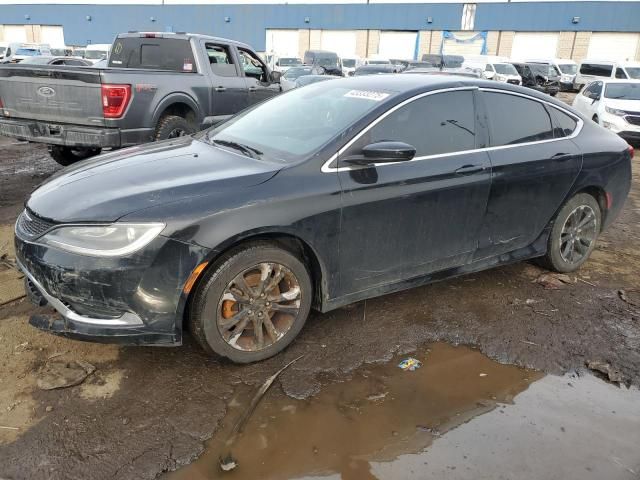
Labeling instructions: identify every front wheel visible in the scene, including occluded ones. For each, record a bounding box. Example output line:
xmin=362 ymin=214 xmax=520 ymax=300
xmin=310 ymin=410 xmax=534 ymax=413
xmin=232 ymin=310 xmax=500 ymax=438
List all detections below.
xmin=539 ymin=193 xmax=602 ymax=273
xmin=189 ymin=242 xmax=312 ymax=363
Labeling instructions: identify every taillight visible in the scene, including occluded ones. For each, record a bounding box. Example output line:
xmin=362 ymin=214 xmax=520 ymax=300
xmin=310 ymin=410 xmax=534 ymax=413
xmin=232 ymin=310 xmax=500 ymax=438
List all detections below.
xmin=628 ymin=144 xmax=635 ymax=159
xmin=101 ymin=84 xmax=131 ymax=118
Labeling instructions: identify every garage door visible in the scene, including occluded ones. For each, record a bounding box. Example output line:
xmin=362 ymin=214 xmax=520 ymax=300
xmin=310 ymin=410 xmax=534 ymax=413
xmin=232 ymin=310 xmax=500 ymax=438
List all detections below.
xmin=511 ymin=32 xmax=558 ymax=60
xmin=378 ymin=31 xmax=418 ymax=60
xmin=40 ymin=26 xmax=65 ymax=48
xmin=265 ymin=29 xmax=299 ymax=58
xmin=587 ymin=33 xmax=639 ymax=62
xmin=3 ymin=25 xmax=27 ymax=43
xmin=321 ymin=30 xmax=357 ymax=58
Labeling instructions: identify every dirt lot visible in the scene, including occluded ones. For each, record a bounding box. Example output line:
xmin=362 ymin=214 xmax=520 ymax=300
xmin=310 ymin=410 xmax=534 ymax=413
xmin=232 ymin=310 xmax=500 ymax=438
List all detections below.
xmin=0 ymin=94 xmax=639 ymax=479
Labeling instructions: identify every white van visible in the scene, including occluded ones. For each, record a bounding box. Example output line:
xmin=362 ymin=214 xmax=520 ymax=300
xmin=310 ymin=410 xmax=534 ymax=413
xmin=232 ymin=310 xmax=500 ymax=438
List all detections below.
xmin=84 ymin=44 xmax=111 ymax=64
xmin=463 ymin=55 xmax=522 ymax=85
xmin=2 ymin=43 xmax=51 ymax=63
xmin=526 ymin=58 xmax=577 ymax=91
xmin=342 ymin=56 xmax=364 ymax=76
xmin=574 ymin=60 xmax=640 ymax=90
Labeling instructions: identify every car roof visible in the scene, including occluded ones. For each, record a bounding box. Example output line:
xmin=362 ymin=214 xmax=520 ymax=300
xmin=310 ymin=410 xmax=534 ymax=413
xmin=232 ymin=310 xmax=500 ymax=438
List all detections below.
xmin=599 ymin=78 xmax=640 ymax=84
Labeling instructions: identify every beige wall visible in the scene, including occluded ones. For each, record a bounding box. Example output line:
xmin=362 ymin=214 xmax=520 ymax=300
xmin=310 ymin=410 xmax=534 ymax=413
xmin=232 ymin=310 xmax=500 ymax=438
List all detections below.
xmin=309 ymin=29 xmax=322 ymax=51
xmin=366 ymin=29 xmax=380 ymax=56
xmin=355 ymin=29 xmax=368 ymax=58
xmin=297 ymin=29 xmax=310 ymax=58
xmin=571 ymin=31 xmax=592 ymax=61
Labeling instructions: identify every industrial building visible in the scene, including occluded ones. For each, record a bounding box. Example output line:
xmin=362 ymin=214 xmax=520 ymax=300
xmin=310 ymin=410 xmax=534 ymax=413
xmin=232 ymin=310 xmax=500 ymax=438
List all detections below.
xmin=1 ymin=1 xmax=640 ymax=61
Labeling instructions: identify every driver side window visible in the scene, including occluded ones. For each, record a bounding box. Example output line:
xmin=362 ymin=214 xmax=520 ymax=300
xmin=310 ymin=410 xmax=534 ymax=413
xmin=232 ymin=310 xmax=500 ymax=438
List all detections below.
xmin=238 ymin=48 xmax=268 ymax=83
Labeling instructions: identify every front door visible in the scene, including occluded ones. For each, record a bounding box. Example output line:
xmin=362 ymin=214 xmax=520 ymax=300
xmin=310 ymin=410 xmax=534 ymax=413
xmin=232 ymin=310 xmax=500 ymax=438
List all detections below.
xmin=336 ymin=89 xmax=492 ymax=294
xmin=475 ymin=89 xmax=582 ymax=258
xmin=237 ymin=47 xmax=281 ymax=106
xmin=202 ymin=42 xmax=250 ymax=122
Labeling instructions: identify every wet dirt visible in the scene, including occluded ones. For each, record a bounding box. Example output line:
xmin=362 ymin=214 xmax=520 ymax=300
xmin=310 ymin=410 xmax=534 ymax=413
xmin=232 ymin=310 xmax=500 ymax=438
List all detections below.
xmin=0 ymin=91 xmax=639 ymax=479
xmin=166 ymin=342 xmax=542 ymax=480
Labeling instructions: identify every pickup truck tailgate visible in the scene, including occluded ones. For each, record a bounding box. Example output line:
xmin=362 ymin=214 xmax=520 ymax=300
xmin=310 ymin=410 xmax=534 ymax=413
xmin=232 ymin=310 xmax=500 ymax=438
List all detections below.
xmin=0 ymin=65 xmax=105 ymax=127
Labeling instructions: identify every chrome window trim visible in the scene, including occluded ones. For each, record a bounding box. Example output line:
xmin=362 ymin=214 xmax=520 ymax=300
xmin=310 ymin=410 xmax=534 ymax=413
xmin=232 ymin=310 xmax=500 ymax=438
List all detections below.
xmin=321 ymin=86 xmax=583 ymax=173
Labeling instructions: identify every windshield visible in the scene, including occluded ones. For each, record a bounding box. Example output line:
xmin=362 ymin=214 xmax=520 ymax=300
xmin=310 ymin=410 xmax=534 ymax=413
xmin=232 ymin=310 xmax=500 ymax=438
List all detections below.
xmin=494 ymin=63 xmax=518 ymax=75
xmin=15 ymin=48 xmax=39 ymax=56
xmin=279 ymin=58 xmax=300 ymax=66
xmin=0 ymin=47 xmax=6 ymax=54
xmin=85 ymin=50 xmax=107 ymax=60
xmin=342 ymin=59 xmax=356 ymax=68
xmin=317 ymin=56 xmax=339 ymax=68
xmin=626 ymin=68 xmax=640 ymax=79
xmin=284 ymin=67 xmax=315 ymax=80
xmin=558 ymin=63 xmax=577 ymax=75
xmin=204 ymin=83 xmax=395 ymax=163
xmin=604 ymin=82 xmax=640 ymax=100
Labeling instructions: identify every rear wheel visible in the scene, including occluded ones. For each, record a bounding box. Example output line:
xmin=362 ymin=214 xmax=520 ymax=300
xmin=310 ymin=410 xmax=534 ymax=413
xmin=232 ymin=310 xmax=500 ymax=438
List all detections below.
xmin=49 ymin=146 xmax=102 ymax=166
xmin=593 ymin=114 xmax=599 ymax=124
xmin=154 ymin=115 xmax=195 ymax=141
xmin=189 ymin=242 xmax=312 ymax=363
xmin=539 ymin=193 xmax=601 ymax=273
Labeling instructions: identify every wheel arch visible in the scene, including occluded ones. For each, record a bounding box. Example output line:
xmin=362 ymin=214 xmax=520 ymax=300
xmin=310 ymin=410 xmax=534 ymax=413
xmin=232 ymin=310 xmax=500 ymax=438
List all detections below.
xmin=152 ymin=93 xmax=201 ymax=129
xmin=181 ymin=230 xmax=329 ymax=332
xmin=573 ymin=185 xmax=608 ymax=230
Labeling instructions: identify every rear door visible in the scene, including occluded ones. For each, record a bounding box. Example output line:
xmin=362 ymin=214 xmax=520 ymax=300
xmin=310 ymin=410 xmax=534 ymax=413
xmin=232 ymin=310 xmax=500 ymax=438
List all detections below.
xmin=336 ymin=89 xmax=492 ymax=294
xmin=201 ymin=41 xmax=250 ymax=120
xmin=573 ymin=81 xmax=602 ymax=118
xmin=476 ymin=89 xmax=582 ymax=258
xmin=237 ymin=47 xmax=280 ymax=105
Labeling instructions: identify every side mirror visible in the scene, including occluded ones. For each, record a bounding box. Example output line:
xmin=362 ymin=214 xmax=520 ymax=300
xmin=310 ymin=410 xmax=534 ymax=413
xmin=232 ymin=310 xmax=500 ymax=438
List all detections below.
xmin=269 ymin=70 xmax=282 ymax=83
xmin=345 ymin=141 xmax=416 ymax=165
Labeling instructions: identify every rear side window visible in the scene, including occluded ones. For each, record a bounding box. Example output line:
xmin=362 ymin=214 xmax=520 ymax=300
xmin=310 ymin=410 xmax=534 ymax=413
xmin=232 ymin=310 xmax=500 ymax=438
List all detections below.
xmin=549 ymin=108 xmax=578 ymax=138
xmin=354 ymin=90 xmax=476 ymax=157
xmin=206 ymin=43 xmax=238 ymax=77
xmin=580 ymin=63 xmax=613 ymax=77
xmin=109 ymin=37 xmax=196 ymax=72
xmin=484 ymin=92 xmax=553 ymax=146
xmin=615 ymin=68 xmax=628 ymax=79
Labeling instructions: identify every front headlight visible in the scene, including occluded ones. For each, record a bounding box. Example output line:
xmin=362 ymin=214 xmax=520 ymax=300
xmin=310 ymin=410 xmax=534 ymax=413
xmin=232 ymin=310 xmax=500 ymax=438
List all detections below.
xmin=41 ymin=223 xmax=165 ymax=257
xmin=495 ymin=74 xmax=506 ymax=81
xmin=605 ymin=106 xmax=626 ymax=117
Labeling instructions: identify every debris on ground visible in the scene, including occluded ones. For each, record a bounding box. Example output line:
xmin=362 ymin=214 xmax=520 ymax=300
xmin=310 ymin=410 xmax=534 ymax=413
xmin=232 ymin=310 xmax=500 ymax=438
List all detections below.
xmin=479 ymin=373 xmax=488 ymax=377
xmin=398 ymin=358 xmax=422 ymax=371
xmin=219 ymin=454 xmax=238 ymax=472
xmin=534 ymin=273 xmax=575 ymax=290
xmin=36 ymin=360 xmax=96 ymax=390
xmin=618 ymin=289 xmax=640 ymax=307
xmin=586 ymin=360 xmax=624 ymax=385
xmin=366 ymin=392 xmax=387 ymax=401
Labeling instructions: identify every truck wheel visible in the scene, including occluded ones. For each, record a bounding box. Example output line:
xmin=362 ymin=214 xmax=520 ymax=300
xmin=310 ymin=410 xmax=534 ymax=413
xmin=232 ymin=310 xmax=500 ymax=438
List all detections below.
xmin=189 ymin=242 xmax=312 ymax=363
xmin=155 ymin=115 xmax=195 ymax=141
xmin=49 ymin=146 xmax=102 ymax=166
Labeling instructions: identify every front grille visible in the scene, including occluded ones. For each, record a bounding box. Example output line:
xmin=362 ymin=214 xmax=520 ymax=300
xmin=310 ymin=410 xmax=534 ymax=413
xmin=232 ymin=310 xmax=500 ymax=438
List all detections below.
xmin=626 ymin=116 xmax=640 ymax=126
xmin=16 ymin=210 xmax=56 ymax=240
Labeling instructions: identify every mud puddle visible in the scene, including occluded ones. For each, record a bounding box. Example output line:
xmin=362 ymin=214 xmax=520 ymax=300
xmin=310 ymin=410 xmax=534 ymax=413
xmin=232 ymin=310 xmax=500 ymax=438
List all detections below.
xmin=166 ymin=343 xmax=542 ymax=480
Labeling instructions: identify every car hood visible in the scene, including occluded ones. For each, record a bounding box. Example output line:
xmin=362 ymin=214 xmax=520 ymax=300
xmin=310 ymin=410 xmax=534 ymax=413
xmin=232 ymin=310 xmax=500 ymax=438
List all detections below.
xmin=27 ymin=136 xmax=281 ymax=223
xmin=604 ymin=98 xmax=640 ymax=111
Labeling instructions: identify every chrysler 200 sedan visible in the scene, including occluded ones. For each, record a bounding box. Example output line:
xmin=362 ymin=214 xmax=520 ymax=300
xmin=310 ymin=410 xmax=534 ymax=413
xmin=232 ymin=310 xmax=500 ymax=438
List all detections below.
xmin=16 ymin=75 xmax=632 ymax=363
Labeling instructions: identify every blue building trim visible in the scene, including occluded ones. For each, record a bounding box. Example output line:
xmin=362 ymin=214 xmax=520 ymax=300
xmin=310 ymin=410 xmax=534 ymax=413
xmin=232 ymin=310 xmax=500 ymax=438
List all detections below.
xmin=2 ymin=2 xmax=640 ymax=48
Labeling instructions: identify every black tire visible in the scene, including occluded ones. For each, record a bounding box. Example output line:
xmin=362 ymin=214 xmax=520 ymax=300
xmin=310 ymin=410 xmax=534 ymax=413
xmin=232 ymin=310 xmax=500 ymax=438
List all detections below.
xmin=593 ymin=115 xmax=599 ymax=124
xmin=154 ymin=115 xmax=195 ymax=141
xmin=189 ymin=242 xmax=313 ymax=363
xmin=550 ymin=91 xmax=558 ymax=97
xmin=48 ymin=146 xmax=101 ymax=166
xmin=538 ymin=193 xmax=602 ymax=273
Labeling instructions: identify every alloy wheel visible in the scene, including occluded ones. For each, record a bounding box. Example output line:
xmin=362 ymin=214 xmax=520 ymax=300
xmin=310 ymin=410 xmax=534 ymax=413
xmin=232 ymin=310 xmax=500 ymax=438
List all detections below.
xmin=216 ymin=262 xmax=302 ymax=351
xmin=559 ymin=205 xmax=598 ymax=264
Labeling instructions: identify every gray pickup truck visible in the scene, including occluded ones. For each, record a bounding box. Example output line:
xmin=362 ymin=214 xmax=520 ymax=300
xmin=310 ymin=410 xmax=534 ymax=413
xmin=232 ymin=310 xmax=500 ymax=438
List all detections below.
xmin=0 ymin=32 xmax=282 ymax=165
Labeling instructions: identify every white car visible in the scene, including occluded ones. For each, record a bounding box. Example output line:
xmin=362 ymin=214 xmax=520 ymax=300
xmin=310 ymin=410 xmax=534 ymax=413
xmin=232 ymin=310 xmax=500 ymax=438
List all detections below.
xmin=83 ymin=44 xmax=111 ymax=64
xmin=572 ymin=79 xmax=640 ymax=142
xmin=342 ymin=56 xmax=364 ymax=76
xmin=274 ymin=57 xmax=302 ymax=73
xmin=574 ymin=60 xmax=640 ymax=90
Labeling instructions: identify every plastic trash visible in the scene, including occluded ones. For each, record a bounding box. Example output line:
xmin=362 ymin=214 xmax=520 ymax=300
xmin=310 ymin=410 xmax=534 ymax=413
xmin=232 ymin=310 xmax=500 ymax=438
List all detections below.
xmin=398 ymin=358 xmax=422 ymax=371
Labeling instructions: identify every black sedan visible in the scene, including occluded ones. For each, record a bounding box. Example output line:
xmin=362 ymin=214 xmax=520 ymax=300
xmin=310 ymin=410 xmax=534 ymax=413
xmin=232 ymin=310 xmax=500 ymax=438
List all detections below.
xmin=15 ymin=75 xmax=632 ymax=363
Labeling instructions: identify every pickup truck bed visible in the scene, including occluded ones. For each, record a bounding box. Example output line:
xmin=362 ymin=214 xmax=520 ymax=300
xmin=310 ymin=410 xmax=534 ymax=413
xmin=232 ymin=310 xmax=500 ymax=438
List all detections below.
xmin=0 ymin=32 xmax=282 ymax=165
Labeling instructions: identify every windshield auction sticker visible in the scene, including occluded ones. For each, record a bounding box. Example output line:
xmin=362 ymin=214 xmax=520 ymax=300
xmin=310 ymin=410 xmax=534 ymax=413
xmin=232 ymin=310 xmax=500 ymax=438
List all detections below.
xmin=344 ymin=90 xmax=390 ymax=101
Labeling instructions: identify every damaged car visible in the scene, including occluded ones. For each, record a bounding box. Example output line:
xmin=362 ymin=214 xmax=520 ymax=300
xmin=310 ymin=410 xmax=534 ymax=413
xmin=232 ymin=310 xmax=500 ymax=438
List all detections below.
xmin=16 ymin=75 xmax=632 ymax=363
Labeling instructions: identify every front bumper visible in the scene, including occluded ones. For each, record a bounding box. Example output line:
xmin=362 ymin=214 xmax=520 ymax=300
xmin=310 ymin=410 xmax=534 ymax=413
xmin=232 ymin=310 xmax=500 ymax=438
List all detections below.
xmin=15 ymin=230 xmax=211 ymax=346
xmin=600 ymin=113 xmax=640 ymax=143
xmin=0 ymin=117 xmax=153 ymax=149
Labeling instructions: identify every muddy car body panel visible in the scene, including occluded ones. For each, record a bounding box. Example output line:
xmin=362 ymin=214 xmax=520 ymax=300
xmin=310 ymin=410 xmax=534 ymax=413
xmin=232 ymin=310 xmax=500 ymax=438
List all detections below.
xmin=15 ymin=76 xmax=632 ymax=346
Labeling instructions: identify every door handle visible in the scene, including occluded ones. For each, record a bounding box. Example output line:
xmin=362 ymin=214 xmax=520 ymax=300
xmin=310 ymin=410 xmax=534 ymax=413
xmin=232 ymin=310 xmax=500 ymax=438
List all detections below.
xmin=248 ymin=86 xmax=258 ymax=92
xmin=551 ymin=153 xmax=572 ymax=161
xmin=214 ymin=86 xmax=226 ymax=92
xmin=454 ymin=164 xmax=485 ymax=175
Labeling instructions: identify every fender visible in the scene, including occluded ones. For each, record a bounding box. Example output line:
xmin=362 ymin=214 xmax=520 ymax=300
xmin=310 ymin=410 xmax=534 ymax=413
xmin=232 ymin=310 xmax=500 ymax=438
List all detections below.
xmin=151 ymin=92 xmax=203 ymax=129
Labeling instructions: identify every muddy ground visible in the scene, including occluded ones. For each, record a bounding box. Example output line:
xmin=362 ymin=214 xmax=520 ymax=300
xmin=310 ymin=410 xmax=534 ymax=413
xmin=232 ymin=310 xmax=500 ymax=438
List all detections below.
xmin=0 ymin=93 xmax=639 ymax=479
